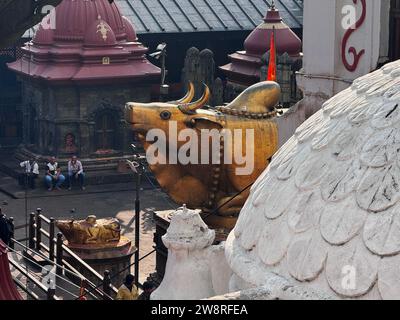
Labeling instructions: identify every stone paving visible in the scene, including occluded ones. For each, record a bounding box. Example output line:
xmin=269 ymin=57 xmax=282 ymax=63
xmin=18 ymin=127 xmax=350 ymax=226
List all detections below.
xmin=0 ymin=181 xmax=178 ymax=284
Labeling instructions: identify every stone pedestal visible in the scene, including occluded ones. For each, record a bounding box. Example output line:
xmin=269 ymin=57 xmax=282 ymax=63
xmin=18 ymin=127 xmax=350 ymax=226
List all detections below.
xmin=152 ymin=210 xmax=231 ymax=285
xmin=65 ymin=236 xmax=136 ymax=287
xmin=152 ymin=206 xmax=216 ymax=300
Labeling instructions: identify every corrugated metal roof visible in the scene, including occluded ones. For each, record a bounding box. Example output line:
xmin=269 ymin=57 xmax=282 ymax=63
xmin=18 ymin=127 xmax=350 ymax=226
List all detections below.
xmin=116 ymin=0 xmax=303 ymax=34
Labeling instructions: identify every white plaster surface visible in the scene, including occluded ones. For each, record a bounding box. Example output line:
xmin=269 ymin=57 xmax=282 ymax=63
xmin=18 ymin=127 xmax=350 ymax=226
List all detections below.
xmin=226 ymin=60 xmax=400 ymax=300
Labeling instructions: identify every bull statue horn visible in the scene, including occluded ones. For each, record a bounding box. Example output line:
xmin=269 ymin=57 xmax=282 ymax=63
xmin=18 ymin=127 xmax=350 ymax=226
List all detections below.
xmin=178 ymin=84 xmax=210 ymax=114
xmin=168 ymin=82 xmax=195 ymax=104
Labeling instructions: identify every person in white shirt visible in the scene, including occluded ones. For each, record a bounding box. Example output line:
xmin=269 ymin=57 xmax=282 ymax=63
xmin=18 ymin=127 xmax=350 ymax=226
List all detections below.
xmin=19 ymin=158 xmax=39 ymax=189
xmin=45 ymin=157 xmax=65 ymax=191
xmin=67 ymin=156 xmax=85 ymax=191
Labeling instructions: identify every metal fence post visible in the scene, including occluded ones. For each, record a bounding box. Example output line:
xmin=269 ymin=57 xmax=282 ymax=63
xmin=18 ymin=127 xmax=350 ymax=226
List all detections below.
xmin=49 ymin=217 xmax=55 ymax=261
xmin=47 ymin=287 xmax=56 ymax=300
xmin=103 ymin=270 xmax=111 ymax=300
xmin=56 ymin=233 xmax=64 ymax=276
xmin=35 ymin=208 xmax=42 ymax=251
xmin=29 ymin=212 xmax=35 ymax=249
xmin=9 ymin=217 xmax=14 ymax=249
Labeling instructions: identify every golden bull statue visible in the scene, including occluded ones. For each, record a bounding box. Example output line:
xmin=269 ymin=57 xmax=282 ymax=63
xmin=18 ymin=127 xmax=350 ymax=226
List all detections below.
xmin=56 ymin=215 xmax=121 ymax=246
xmin=125 ymin=82 xmax=280 ymax=228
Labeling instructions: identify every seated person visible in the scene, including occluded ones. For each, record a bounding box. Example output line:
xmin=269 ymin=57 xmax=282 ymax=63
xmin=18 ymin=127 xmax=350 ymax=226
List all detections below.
xmin=67 ymin=156 xmax=85 ymax=191
xmin=19 ymin=157 xmax=39 ymax=189
xmin=44 ymin=157 xmax=65 ymax=191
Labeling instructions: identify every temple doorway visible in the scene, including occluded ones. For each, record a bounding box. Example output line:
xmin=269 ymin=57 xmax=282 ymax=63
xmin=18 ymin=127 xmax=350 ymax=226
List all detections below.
xmin=95 ymin=111 xmax=117 ymax=151
xmin=0 ymin=109 xmax=22 ymax=146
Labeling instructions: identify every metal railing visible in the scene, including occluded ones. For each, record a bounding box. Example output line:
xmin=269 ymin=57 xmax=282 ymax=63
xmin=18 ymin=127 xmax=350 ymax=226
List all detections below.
xmin=10 ymin=208 xmax=119 ymax=300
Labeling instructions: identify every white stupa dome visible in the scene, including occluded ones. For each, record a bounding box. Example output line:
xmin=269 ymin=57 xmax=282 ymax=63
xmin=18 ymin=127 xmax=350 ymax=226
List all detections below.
xmin=226 ymin=60 xmax=400 ymax=300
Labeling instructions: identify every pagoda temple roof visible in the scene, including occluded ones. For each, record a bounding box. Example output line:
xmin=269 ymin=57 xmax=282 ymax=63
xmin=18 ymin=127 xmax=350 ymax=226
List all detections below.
xmin=10 ymin=0 xmax=161 ymax=85
xmin=116 ymin=0 xmax=303 ymax=34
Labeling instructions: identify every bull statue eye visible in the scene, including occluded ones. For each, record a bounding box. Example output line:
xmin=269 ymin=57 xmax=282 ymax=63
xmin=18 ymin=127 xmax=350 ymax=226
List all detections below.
xmin=160 ymin=110 xmax=172 ymax=120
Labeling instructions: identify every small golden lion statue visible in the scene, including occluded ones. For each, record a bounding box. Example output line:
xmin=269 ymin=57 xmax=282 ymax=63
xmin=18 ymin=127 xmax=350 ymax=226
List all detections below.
xmin=56 ymin=215 xmax=121 ymax=246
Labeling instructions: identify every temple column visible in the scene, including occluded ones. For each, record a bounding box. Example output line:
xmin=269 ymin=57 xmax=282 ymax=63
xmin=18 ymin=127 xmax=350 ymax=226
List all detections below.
xmin=277 ymin=0 xmax=390 ymax=147
xmin=297 ymin=0 xmax=389 ymax=108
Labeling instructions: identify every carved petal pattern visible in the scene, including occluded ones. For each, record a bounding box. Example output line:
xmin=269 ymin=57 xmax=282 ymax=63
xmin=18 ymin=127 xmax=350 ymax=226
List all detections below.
xmin=275 ymin=145 xmax=310 ymax=181
xmin=257 ymin=217 xmax=292 ymax=266
xmin=252 ymin=174 xmax=277 ymax=208
xmin=287 ymin=191 xmax=321 ymax=233
xmin=352 ymin=69 xmax=384 ymax=93
xmin=384 ymin=81 xmax=400 ymax=100
xmin=360 ymin=128 xmax=400 ymax=168
xmin=365 ymin=77 xmax=396 ymax=98
xmin=320 ymin=198 xmax=366 ymax=246
xmin=287 ymin=231 xmax=327 ymax=282
xmin=295 ymin=152 xmax=330 ymax=191
xmin=326 ymin=240 xmax=380 ymax=297
xmin=348 ymin=101 xmax=380 ymax=124
xmin=323 ymin=88 xmax=354 ymax=114
xmin=264 ymin=179 xmax=298 ymax=220
xmin=363 ymin=208 xmax=400 ymax=256
xmin=331 ymin=126 xmax=373 ymax=161
xmin=371 ymin=102 xmax=400 ymax=129
xmin=321 ymin=159 xmax=366 ymax=202
xmin=295 ymin=111 xmax=324 ymax=137
xmin=296 ymin=115 xmax=327 ymax=144
xmin=357 ymin=165 xmax=400 ymax=212
xmin=378 ymin=255 xmax=400 ymax=300
xmin=311 ymin=119 xmax=348 ymax=151
xmin=239 ymin=208 xmax=265 ymax=250
xmin=270 ymin=136 xmax=297 ymax=170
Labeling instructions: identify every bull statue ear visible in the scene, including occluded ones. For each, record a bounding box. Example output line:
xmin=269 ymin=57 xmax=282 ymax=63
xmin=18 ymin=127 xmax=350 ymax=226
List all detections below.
xmin=190 ymin=117 xmax=223 ymax=131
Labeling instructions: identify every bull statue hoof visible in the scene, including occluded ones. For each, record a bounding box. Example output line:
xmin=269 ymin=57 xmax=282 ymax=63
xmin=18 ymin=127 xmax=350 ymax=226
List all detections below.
xmin=125 ymin=81 xmax=281 ymax=229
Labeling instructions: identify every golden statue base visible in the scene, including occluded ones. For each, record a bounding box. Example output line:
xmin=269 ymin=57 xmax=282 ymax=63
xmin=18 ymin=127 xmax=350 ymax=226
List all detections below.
xmin=64 ymin=236 xmax=136 ymax=287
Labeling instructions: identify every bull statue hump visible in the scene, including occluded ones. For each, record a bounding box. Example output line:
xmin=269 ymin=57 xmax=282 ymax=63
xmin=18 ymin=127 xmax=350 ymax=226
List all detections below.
xmin=125 ymin=82 xmax=281 ymax=229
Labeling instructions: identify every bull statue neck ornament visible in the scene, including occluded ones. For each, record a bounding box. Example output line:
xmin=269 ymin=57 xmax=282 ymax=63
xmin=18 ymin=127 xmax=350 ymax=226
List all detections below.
xmin=126 ymin=81 xmax=281 ymax=229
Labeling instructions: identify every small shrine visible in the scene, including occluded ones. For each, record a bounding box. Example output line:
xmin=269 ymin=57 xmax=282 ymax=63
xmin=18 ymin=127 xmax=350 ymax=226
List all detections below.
xmin=220 ymin=1 xmax=302 ymax=106
xmin=8 ymin=0 xmax=160 ymax=160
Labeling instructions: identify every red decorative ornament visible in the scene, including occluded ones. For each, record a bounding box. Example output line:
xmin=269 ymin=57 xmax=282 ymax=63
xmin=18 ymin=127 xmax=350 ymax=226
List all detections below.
xmin=267 ymin=27 xmax=277 ymax=82
xmin=341 ymin=0 xmax=367 ymax=72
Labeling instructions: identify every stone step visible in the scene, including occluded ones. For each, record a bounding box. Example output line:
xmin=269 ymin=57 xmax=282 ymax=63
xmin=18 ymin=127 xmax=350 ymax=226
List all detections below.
xmin=9 ymin=251 xmax=92 ymax=300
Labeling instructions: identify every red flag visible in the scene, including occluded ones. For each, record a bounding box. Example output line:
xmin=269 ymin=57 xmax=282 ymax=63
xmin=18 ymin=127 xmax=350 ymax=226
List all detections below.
xmin=267 ymin=27 xmax=277 ymax=82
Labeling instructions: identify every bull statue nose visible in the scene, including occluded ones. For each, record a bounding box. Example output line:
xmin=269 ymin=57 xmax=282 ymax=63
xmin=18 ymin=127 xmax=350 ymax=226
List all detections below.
xmin=125 ymin=103 xmax=134 ymax=111
xmin=125 ymin=103 xmax=135 ymax=123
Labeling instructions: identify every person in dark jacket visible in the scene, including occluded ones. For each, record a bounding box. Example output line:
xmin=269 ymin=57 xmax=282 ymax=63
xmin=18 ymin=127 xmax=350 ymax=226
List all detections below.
xmin=0 ymin=208 xmax=13 ymax=246
xmin=137 ymin=281 xmax=156 ymax=300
